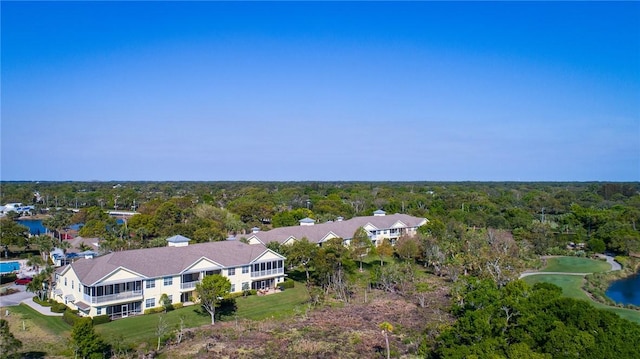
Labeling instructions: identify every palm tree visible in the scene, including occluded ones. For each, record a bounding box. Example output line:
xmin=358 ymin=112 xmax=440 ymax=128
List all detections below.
xmin=379 ymin=322 xmax=393 ymax=359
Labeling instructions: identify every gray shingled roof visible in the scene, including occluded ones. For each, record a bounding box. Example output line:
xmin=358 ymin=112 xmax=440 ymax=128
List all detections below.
xmin=247 ymin=213 xmax=427 ymax=245
xmin=62 ymin=241 xmax=279 ymax=286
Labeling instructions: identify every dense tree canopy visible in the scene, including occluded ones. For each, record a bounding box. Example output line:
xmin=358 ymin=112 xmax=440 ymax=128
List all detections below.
xmin=428 ymin=279 xmax=640 ymax=359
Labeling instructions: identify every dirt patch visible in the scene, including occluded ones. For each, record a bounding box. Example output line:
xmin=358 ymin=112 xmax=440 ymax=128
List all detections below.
xmin=1 ymin=308 xmax=69 ymax=358
xmin=161 ymin=287 xmax=452 ymax=359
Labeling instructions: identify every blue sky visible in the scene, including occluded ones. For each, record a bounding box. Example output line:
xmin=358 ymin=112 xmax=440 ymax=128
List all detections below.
xmin=2 ymin=1 xmax=639 ymax=181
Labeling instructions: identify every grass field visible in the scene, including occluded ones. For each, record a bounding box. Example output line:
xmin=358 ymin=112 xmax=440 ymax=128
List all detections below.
xmin=96 ymin=283 xmax=310 ymax=347
xmin=522 ymin=274 xmax=640 ymax=324
xmin=1 ymin=304 xmax=71 ymax=357
xmin=541 ymin=256 xmax=611 ymax=273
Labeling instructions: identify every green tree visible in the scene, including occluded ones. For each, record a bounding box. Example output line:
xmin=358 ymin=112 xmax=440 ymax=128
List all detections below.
xmin=394 ymin=235 xmax=421 ymax=261
xmin=375 ymin=238 xmax=394 ymax=266
xmin=70 ymin=318 xmax=109 ymax=359
xmin=196 ymin=274 xmax=232 ymax=325
xmin=350 ymin=227 xmax=373 ymax=271
xmin=286 ymin=238 xmax=318 ymax=282
xmin=43 ymin=209 xmax=72 ymax=241
xmin=0 ymin=218 xmax=29 ymax=253
xmin=0 ymin=319 xmax=22 ymax=358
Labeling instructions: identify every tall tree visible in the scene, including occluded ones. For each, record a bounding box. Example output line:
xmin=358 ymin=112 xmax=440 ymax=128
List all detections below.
xmin=196 ymin=274 xmax=231 ymax=325
xmin=350 ymin=227 xmax=373 ymax=271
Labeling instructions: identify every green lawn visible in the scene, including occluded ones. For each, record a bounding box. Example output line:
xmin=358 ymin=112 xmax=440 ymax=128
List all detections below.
xmin=522 ymin=274 xmax=640 ymax=324
xmin=234 ymin=283 xmax=308 ymax=320
xmin=97 ymin=283 xmax=309 ymax=346
xmin=4 ymin=303 xmax=71 ymax=335
xmin=541 ymin=256 xmax=611 ymax=273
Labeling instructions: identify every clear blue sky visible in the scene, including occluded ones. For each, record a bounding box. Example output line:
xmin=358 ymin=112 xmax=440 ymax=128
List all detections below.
xmin=2 ymin=1 xmax=639 ymax=181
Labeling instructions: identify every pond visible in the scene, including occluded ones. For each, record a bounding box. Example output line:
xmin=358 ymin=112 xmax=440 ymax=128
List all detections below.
xmin=17 ymin=219 xmax=48 ymax=235
xmin=606 ymin=272 xmax=640 ymax=306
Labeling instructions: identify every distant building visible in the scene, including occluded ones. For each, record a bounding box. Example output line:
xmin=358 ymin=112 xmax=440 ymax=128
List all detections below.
xmin=241 ymin=210 xmax=428 ymax=246
xmin=0 ymin=203 xmax=35 ymax=216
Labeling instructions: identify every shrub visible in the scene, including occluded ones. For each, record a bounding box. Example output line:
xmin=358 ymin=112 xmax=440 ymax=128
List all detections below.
xmin=33 ymin=296 xmax=51 ymax=306
xmin=173 ymin=303 xmax=183 ymax=310
xmin=51 ymin=302 xmax=69 ymax=313
xmin=143 ymin=307 xmax=165 ymax=315
xmin=0 ymin=273 xmax=17 ymax=285
xmin=92 ymin=315 xmax=110 ymax=325
xmin=279 ymin=279 xmax=295 ymax=290
xmin=62 ymin=310 xmax=82 ymax=326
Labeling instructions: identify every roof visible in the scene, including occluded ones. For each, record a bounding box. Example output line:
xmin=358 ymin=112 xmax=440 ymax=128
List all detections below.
xmin=61 ymin=240 xmax=283 ymax=286
xmin=247 ymin=213 xmax=427 ymax=245
xmin=167 ymin=235 xmax=190 ymax=243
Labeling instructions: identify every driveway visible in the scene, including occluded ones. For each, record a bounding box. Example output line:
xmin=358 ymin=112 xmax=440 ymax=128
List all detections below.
xmin=0 ymin=284 xmax=62 ymax=316
xmin=0 ymin=284 xmax=34 ymax=306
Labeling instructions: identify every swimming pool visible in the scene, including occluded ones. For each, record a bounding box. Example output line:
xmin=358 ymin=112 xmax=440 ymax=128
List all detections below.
xmin=0 ymin=261 xmax=20 ymax=274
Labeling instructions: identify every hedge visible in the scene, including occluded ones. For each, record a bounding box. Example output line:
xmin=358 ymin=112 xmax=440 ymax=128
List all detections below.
xmin=62 ymin=310 xmax=82 ymax=326
xmin=92 ymin=315 xmax=110 ymax=325
xmin=51 ymin=302 xmax=69 ymax=313
xmin=279 ymin=279 xmax=295 ymax=290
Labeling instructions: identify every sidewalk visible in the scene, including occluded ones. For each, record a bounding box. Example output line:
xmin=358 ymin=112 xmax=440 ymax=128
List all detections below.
xmin=21 ymin=296 xmax=63 ymax=316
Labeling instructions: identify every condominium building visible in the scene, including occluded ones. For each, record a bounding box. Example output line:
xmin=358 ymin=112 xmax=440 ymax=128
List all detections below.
xmin=241 ymin=210 xmax=428 ymax=246
xmin=52 ymin=236 xmax=285 ymax=318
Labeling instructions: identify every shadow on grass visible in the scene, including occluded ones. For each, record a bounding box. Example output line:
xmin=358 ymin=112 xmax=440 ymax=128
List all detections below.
xmin=20 ymin=351 xmax=47 ymax=359
xmin=191 ymin=299 xmax=238 ymax=321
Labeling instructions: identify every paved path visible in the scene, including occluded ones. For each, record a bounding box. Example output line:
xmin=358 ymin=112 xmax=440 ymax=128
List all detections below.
xmin=519 ymin=255 xmax=622 ymax=279
xmin=605 ymin=254 xmax=622 ymax=271
xmin=0 ymin=284 xmax=62 ymax=316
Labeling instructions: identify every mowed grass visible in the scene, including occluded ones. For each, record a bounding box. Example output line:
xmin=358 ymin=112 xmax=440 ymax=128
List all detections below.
xmin=541 ymin=256 xmax=611 ymax=273
xmin=1 ymin=304 xmax=72 ymax=357
xmin=234 ymin=282 xmax=309 ymax=320
xmin=522 ymin=274 xmax=640 ymax=324
xmin=97 ymin=283 xmax=309 ymax=346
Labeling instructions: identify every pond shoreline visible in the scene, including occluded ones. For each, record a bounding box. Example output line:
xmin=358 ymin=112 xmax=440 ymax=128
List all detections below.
xmin=583 ymin=257 xmax=640 ymax=310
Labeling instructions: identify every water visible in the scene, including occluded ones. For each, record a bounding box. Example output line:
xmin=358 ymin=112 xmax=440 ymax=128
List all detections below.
xmin=17 ymin=219 xmax=48 ymax=235
xmin=606 ymin=272 xmax=640 ymax=306
xmin=0 ymin=261 xmax=20 ymax=274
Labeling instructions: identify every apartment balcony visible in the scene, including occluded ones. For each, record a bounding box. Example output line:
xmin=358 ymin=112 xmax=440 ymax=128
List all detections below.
xmin=181 ymin=281 xmax=200 ymax=290
xmin=250 ymin=267 xmax=284 ymax=278
xmin=83 ymin=290 xmax=143 ymax=305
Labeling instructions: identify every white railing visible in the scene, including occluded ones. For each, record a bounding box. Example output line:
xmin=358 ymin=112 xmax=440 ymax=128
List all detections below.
xmin=181 ymin=281 xmax=200 ymax=290
xmin=84 ymin=290 xmax=143 ymax=304
xmin=250 ymin=268 xmax=284 ymax=278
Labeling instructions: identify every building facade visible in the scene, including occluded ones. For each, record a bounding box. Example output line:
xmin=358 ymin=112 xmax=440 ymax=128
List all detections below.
xmin=52 ymin=237 xmax=285 ymax=318
xmin=241 ymin=210 xmax=428 ymax=247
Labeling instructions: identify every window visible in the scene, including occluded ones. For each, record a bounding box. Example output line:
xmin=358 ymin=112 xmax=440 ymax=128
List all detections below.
xmin=163 ymin=277 xmax=173 ymax=286
xmin=228 ymin=268 xmax=235 ymax=276
xmin=242 ymin=266 xmax=249 ymax=274
xmin=168 ymin=295 xmax=173 ymax=303
xmin=145 ymin=298 xmax=155 ymax=308
xmin=230 ymin=284 xmax=235 ymax=292
xmin=97 ymin=307 xmax=102 ymax=315
xmin=242 ymin=282 xmax=250 ymax=291
xmin=146 ymin=279 xmax=155 ymax=289
xmin=64 ymin=278 xmax=67 ymax=286
xmin=71 ymin=280 xmax=74 ymax=289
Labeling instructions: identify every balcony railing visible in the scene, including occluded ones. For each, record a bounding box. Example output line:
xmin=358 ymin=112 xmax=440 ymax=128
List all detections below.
xmin=181 ymin=281 xmax=200 ymax=290
xmin=250 ymin=268 xmax=284 ymax=278
xmin=83 ymin=290 xmax=143 ymax=304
